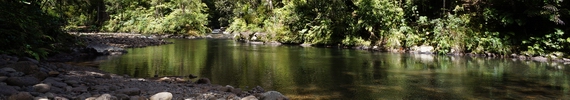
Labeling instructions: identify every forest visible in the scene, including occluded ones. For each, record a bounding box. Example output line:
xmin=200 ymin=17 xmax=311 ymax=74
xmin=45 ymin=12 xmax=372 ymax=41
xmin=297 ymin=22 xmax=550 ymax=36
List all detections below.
xmin=1 ymin=0 xmax=569 ymax=59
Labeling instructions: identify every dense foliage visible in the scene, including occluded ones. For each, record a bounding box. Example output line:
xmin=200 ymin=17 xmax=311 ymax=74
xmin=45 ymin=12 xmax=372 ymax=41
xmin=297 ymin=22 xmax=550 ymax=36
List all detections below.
xmin=102 ymin=0 xmax=210 ymax=35
xmin=2 ymin=0 xmax=570 ymax=59
xmin=0 ymin=0 xmax=77 ymax=59
xmin=219 ymin=0 xmax=569 ymax=57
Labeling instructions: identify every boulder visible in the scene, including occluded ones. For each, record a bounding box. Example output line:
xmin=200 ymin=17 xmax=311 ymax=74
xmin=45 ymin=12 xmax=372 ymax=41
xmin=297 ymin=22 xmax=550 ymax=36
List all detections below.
xmin=33 ymin=83 xmax=51 ymax=93
xmin=0 ymin=85 xmax=18 ymax=96
xmin=8 ymin=92 xmax=34 ymax=100
xmin=149 ymin=92 xmax=173 ymax=100
xmin=259 ymin=91 xmax=288 ymax=100
xmin=194 ymin=78 xmax=210 ymax=84
xmin=117 ymin=88 xmax=141 ymax=96
xmin=6 ymin=76 xmax=41 ymax=86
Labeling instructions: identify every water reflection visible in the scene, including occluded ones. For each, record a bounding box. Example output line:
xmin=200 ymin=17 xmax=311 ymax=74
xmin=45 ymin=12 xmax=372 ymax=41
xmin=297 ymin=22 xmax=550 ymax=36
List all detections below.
xmin=97 ymin=39 xmax=570 ymax=99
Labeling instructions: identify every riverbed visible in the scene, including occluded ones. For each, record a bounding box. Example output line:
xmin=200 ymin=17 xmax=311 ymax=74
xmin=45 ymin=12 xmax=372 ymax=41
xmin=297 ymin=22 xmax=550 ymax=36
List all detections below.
xmin=92 ymin=39 xmax=570 ymax=99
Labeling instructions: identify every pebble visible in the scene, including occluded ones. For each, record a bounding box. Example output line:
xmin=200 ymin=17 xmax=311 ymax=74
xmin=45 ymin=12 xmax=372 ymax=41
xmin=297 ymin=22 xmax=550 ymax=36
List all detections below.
xmin=241 ymin=95 xmax=258 ymax=100
xmin=0 ymin=85 xmax=18 ymax=96
xmin=6 ymin=76 xmax=41 ymax=86
xmin=0 ymin=67 xmax=17 ymax=72
xmin=117 ymin=88 xmax=141 ymax=96
xmin=96 ymin=94 xmax=117 ymax=100
xmin=150 ymin=92 xmax=173 ymax=100
xmin=8 ymin=92 xmax=34 ymax=100
xmin=48 ymin=71 xmax=60 ymax=77
xmin=260 ymin=91 xmax=288 ymax=100
xmin=34 ymin=97 xmax=49 ymax=100
xmin=33 ymin=83 xmax=51 ymax=93
xmin=0 ymin=76 xmax=7 ymax=82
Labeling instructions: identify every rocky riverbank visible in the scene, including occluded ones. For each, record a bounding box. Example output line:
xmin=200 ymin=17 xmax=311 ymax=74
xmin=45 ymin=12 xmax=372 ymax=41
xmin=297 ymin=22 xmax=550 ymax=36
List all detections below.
xmin=0 ymin=33 xmax=289 ymax=100
xmin=75 ymin=33 xmax=173 ymax=55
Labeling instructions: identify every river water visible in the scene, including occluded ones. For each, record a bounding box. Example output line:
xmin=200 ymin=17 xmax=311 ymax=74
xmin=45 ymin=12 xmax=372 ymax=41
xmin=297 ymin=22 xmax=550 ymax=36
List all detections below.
xmin=94 ymin=39 xmax=570 ymax=99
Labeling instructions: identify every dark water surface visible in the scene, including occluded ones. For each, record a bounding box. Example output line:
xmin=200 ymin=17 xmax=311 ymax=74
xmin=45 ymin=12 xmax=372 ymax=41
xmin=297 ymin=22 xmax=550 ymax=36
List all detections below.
xmin=95 ymin=39 xmax=570 ymax=99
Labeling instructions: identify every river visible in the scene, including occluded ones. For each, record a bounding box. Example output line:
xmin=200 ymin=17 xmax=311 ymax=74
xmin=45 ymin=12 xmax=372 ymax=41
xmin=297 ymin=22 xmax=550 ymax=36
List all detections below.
xmin=93 ymin=39 xmax=570 ymax=99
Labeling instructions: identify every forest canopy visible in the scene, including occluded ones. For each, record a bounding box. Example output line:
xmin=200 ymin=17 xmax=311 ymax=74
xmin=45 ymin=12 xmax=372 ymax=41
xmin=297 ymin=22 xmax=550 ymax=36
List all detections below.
xmin=1 ymin=0 xmax=569 ymax=58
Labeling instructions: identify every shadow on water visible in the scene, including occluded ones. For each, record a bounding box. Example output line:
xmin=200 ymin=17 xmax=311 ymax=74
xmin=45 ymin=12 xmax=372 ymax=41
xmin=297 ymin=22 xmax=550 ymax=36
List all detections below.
xmin=92 ymin=39 xmax=570 ymax=99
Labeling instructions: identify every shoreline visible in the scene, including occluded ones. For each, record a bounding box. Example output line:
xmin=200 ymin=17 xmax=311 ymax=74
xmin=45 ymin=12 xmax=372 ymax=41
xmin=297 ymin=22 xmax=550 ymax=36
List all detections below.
xmin=0 ymin=33 xmax=288 ymax=100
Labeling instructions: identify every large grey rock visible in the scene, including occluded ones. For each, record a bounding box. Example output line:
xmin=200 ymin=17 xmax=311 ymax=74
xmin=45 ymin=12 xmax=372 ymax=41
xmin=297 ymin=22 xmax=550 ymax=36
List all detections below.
xmin=259 ymin=91 xmax=288 ymax=100
xmin=6 ymin=76 xmax=41 ymax=86
xmin=33 ymin=83 xmax=51 ymax=93
xmin=149 ymin=92 xmax=172 ymax=100
xmin=8 ymin=92 xmax=34 ymax=100
xmin=0 ymin=85 xmax=18 ymax=96
xmin=117 ymin=88 xmax=141 ymax=96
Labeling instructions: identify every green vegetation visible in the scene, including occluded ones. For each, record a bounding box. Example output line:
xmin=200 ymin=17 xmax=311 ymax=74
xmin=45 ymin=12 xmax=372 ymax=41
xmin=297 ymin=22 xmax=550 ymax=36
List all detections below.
xmin=216 ymin=0 xmax=569 ymax=56
xmin=0 ymin=0 xmax=77 ymax=59
xmin=2 ymin=0 xmax=569 ymax=59
xmin=102 ymin=0 xmax=210 ymax=35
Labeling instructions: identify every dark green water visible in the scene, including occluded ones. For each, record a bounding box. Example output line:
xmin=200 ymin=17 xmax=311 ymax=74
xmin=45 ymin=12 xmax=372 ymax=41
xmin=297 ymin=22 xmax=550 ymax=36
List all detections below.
xmin=96 ymin=39 xmax=570 ymax=99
